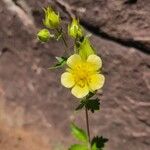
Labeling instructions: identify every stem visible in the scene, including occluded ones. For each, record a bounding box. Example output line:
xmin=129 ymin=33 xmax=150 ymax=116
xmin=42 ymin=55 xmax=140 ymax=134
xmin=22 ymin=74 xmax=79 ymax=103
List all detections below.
xmin=56 ymin=28 xmax=68 ymax=49
xmin=62 ymin=33 xmax=68 ymax=48
xmin=85 ymin=108 xmax=91 ymax=145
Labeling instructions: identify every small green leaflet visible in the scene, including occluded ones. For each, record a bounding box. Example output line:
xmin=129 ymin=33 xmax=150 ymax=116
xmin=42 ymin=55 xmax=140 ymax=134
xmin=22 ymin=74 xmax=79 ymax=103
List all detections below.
xmin=49 ymin=56 xmax=67 ymax=69
xmin=91 ymin=136 xmax=108 ymax=150
xmin=71 ymin=123 xmax=88 ymax=142
xmin=76 ymin=98 xmax=100 ymax=113
xmin=69 ymin=144 xmax=88 ymax=150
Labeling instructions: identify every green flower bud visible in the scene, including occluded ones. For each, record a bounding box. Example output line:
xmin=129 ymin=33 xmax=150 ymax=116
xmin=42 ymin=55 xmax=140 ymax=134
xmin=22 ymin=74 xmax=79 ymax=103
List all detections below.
xmin=43 ymin=6 xmax=61 ymax=29
xmin=37 ymin=29 xmax=54 ymax=42
xmin=78 ymin=37 xmax=95 ymax=60
xmin=68 ymin=18 xmax=84 ymax=38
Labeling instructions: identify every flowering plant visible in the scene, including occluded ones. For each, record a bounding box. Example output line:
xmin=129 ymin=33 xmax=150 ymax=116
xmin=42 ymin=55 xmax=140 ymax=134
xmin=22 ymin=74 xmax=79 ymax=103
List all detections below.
xmin=37 ymin=6 xmax=108 ymax=150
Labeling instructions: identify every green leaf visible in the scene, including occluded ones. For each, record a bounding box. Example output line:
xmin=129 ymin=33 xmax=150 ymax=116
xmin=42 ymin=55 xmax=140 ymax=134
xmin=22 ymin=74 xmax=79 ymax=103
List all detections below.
xmin=78 ymin=37 xmax=95 ymax=60
xmin=49 ymin=56 xmax=67 ymax=69
xmin=91 ymin=136 xmax=108 ymax=150
xmin=75 ymin=98 xmax=100 ymax=113
xmin=71 ymin=123 xmax=88 ymax=142
xmin=85 ymin=98 xmax=100 ymax=113
xmin=37 ymin=29 xmax=54 ymax=42
xmin=69 ymin=144 xmax=88 ymax=150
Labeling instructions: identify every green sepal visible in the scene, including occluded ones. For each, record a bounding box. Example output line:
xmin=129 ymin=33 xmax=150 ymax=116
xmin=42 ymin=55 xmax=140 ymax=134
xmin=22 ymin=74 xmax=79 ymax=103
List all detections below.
xmin=76 ymin=98 xmax=100 ymax=113
xmin=37 ymin=29 xmax=54 ymax=42
xmin=69 ymin=144 xmax=88 ymax=150
xmin=43 ymin=6 xmax=61 ymax=29
xmin=71 ymin=123 xmax=88 ymax=142
xmin=49 ymin=56 xmax=67 ymax=69
xmin=68 ymin=18 xmax=84 ymax=38
xmin=91 ymin=136 xmax=108 ymax=150
xmin=78 ymin=37 xmax=95 ymax=60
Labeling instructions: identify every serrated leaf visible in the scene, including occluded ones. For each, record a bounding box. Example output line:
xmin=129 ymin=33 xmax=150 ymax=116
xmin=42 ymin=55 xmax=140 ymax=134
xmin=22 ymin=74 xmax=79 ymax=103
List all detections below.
xmin=75 ymin=98 xmax=100 ymax=113
xmin=71 ymin=123 xmax=88 ymax=142
xmin=91 ymin=136 xmax=108 ymax=150
xmin=85 ymin=98 xmax=100 ymax=113
xmin=69 ymin=144 xmax=88 ymax=150
xmin=49 ymin=57 xmax=67 ymax=69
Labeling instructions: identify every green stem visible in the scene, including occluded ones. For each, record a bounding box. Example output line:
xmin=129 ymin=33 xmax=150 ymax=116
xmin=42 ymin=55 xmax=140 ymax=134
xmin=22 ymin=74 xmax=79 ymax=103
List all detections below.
xmin=62 ymin=33 xmax=68 ymax=48
xmin=56 ymin=28 xmax=68 ymax=49
xmin=85 ymin=108 xmax=91 ymax=148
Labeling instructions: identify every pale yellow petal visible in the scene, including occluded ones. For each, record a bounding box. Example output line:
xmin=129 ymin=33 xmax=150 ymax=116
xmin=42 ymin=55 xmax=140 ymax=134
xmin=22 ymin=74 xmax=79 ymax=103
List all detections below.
xmin=61 ymin=72 xmax=75 ymax=88
xmin=88 ymin=74 xmax=105 ymax=91
xmin=87 ymin=54 xmax=102 ymax=70
xmin=67 ymin=54 xmax=82 ymax=68
xmin=71 ymin=85 xmax=89 ymax=98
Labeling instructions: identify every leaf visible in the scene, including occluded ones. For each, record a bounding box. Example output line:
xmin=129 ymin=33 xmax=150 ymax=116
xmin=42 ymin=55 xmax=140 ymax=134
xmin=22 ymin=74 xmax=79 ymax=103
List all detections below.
xmin=49 ymin=56 xmax=67 ymax=69
xmin=71 ymin=123 xmax=88 ymax=142
xmin=75 ymin=98 xmax=100 ymax=113
xmin=91 ymin=136 xmax=108 ymax=150
xmin=85 ymin=98 xmax=100 ymax=113
xmin=69 ymin=144 xmax=88 ymax=150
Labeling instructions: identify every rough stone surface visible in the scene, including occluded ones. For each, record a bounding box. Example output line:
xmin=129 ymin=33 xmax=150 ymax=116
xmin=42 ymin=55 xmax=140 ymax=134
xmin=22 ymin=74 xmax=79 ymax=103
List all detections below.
xmin=54 ymin=0 xmax=150 ymax=53
xmin=0 ymin=0 xmax=150 ymax=150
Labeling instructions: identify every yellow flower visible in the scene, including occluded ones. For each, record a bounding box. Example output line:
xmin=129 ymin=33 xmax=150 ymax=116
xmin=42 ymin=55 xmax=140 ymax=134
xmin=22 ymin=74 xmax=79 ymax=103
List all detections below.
xmin=61 ymin=54 xmax=105 ymax=98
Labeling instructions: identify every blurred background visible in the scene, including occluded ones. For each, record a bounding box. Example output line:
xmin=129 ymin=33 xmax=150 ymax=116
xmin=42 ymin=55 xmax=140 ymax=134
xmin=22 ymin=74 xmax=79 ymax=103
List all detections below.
xmin=0 ymin=0 xmax=150 ymax=150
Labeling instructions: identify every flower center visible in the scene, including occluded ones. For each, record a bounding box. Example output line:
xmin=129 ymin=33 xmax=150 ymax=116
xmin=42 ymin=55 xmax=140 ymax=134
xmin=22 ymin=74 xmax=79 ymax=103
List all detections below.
xmin=72 ymin=62 xmax=94 ymax=87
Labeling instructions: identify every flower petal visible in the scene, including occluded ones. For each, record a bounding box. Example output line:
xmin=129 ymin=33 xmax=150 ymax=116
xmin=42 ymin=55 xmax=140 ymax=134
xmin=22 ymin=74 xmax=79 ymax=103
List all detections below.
xmin=88 ymin=74 xmax=105 ymax=91
xmin=67 ymin=54 xmax=82 ymax=68
xmin=87 ymin=54 xmax=102 ymax=70
xmin=61 ymin=72 xmax=75 ymax=88
xmin=71 ymin=85 xmax=89 ymax=98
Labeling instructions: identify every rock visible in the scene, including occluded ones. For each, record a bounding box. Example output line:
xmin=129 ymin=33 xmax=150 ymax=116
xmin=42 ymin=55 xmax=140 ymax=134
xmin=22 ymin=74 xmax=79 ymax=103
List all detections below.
xmin=0 ymin=0 xmax=150 ymax=150
xmin=55 ymin=0 xmax=150 ymax=53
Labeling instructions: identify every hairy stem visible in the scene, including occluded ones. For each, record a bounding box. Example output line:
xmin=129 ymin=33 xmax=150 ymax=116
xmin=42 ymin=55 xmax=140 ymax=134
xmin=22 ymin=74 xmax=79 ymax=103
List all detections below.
xmin=85 ymin=108 xmax=91 ymax=147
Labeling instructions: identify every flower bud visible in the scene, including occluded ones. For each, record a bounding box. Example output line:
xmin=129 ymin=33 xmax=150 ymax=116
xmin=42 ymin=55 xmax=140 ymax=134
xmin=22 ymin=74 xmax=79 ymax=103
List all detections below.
xmin=68 ymin=18 xmax=84 ymax=38
xmin=37 ymin=29 xmax=54 ymax=42
xmin=43 ymin=6 xmax=61 ymax=29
